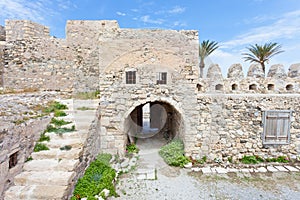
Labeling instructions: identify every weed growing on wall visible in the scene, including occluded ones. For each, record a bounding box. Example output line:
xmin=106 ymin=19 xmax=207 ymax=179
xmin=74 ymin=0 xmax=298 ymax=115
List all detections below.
xmin=33 ymin=143 xmax=49 ymax=152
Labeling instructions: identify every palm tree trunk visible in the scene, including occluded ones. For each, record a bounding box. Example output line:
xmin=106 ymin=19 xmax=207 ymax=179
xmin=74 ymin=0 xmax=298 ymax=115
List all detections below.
xmin=261 ymin=62 xmax=265 ymax=76
xmin=199 ymin=59 xmax=205 ymax=78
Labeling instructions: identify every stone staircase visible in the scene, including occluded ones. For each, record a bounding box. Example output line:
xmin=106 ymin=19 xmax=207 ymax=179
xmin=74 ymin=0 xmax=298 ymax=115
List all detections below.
xmin=4 ymin=99 xmax=98 ymax=200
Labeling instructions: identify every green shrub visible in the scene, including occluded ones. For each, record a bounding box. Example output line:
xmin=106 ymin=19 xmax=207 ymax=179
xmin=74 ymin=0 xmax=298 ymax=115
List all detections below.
xmin=25 ymin=156 xmax=33 ymax=162
xmin=34 ymin=143 xmax=49 ymax=152
xmin=240 ymin=155 xmax=264 ymax=164
xmin=266 ymin=156 xmax=289 ymax=163
xmin=97 ymin=153 xmax=112 ymax=166
xmin=126 ymin=144 xmax=139 ymax=154
xmin=38 ymin=133 xmax=50 ymax=142
xmin=54 ymin=110 xmax=67 ymax=117
xmin=159 ymin=139 xmax=190 ymax=167
xmin=43 ymin=101 xmax=68 ymax=113
xmin=73 ymin=90 xmax=100 ymax=100
xmin=77 ymin=106 xmax=95 ymax=111
xmin=71 ymin=153 xmax=117 ymax=200
xmin=44 ymin=124 xmax=75 ymax=134
xmin=60 ymin=145 xmax=72 ymax=151
xmin=51 ymin=118 xmax=71 ymax=126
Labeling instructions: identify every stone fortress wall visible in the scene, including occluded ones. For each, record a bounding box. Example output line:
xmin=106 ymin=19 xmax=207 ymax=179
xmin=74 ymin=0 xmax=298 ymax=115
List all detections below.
xmin=0 ymin=20 xmax=300 ymax=164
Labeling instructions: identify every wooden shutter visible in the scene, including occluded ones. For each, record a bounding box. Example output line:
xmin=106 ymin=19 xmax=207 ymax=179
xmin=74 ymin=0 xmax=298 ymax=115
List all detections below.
xmin=263 ymin=110 xmax=291 ymax=144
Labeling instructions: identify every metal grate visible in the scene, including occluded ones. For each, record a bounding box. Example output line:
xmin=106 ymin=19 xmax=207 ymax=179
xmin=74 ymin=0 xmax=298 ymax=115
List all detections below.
xmin=262 ymin=110 xmax=292 ymax=144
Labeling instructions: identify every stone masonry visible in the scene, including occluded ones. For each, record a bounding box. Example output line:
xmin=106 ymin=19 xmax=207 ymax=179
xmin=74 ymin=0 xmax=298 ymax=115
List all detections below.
xmin=0 ymin=20 xmax=300 ymax=197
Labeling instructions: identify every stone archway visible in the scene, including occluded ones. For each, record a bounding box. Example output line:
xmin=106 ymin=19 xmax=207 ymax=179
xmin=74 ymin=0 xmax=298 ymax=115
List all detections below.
xmin=122 ymin=98 xmax=185 ymax=150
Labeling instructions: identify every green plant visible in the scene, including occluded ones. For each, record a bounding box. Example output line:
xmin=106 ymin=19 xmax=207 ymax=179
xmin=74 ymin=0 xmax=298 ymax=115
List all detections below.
xmin=126 ymin=144 xmax=139 ymax=154
xmin=44 ymin=124 xmax=75 ymax=134
xmin=54 ymin=110 xmax=67 ymax=117
xmin=60 ymin=145 xmax=72 ymax=151
xmin=71 ymin=153 xmax=117 ymax=200
xmin=77 ymin=106 xmax=95 ymax=111
xmin=228 ymin=156 xmax=233 ymax=163
xmin=50 ymin=118 xmax=71 ymax=126
xmin=159 ymin=139 xmax=190 ymax=167
xmin=34 ymin=143 xmax=49 ymax=152
xmin=43 ymin=101 xmax=68 ymax=113
xmin=25 ymin=156 xmax=33 ymax=162
xmin=240 ymin=155 xmax=264 ymax=164
xmin=38 ymin=133 xmax=50 ymax=142
xmin=266 ymin=156 xmax=289 ymax=163
xmin=73 ymin=90 xmax=100 ymax=100
xmin=96 ymin=153 xmax=112 ymax=166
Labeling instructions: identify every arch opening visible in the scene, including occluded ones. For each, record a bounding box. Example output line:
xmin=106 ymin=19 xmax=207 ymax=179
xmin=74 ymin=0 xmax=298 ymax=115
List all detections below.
xmin=215 ymin=84 xmax=223 ymax=91
xmin=267 ymin=84 xmax=275 ymax=91
xmin=231 ymin=84 xmax=238 ymax=91
xmin=286 ymin=84 xmax=293 ymax=91
xmin=124 ymin=100 xmax=184 ymax=148
xmin=249 ymin=84 xmax=257 ymax=91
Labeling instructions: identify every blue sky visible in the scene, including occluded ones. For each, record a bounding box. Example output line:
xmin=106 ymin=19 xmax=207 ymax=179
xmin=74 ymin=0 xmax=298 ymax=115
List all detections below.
xmin=0 ymin=0 xmax=300 ymax=74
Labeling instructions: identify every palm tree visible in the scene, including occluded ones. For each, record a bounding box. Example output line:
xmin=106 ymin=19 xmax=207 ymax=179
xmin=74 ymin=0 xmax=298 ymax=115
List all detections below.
xmin=242 ymin=42 xmax=284 ymax=74
xmin=199 ymin=40 xmax=219 ymax=78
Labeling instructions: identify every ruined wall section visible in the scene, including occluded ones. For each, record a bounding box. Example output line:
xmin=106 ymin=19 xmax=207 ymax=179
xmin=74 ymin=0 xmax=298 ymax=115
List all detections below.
xmin=3 ymin=20 xmax=75 ymax=91
xmin=5 ymin=20 xmax=49 ymax=41
xmin=193 ymin=94 xmax=300 ymax=162
xmin=98 ymin=26 xmax=199 ymax=154
xmin=66 ymin=20 xmax=120 ymax=92
xmin=0 ymin=42 xmax=4 ymax=87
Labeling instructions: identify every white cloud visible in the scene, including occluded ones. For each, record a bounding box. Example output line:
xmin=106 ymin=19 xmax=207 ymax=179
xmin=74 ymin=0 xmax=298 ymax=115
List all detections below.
xmin=222 ymin=9 xmax=300 ymax=48
xmin=116 ymin=11 xmax=126 ymax=16
xmin=140 ymin=15 xmax=164 ymax=25
xmin=0 ymin=0 xmax=75 ymax=23
xmin=168 ymin=6 xmax=185 ymax=14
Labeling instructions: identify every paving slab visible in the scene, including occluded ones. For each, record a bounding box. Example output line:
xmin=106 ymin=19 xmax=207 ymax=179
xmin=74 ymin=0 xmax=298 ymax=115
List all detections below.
xmin=266 ymin=166 xmax=278 ymax=172
xmin=227 ymin=168 xmax=239 ymax=173
xmin=215 ymin=167 xmax=228 ymax=174
xmin=31 ymin=148 xmax=82 ymax=160
xmin=254 ymin=167 xmax=267 ymax=173
xmin=284 ymin=165 xmax=299 ymax=172
xmin=274 ymin=166 xmax=289 ymax=172
xmin=201 ymin=167 xmax=212 ymax=174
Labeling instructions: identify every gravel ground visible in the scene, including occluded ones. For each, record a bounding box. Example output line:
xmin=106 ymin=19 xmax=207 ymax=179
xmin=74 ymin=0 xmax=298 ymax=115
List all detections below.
xmin=110 ymin=136 xmax=300 ymax=200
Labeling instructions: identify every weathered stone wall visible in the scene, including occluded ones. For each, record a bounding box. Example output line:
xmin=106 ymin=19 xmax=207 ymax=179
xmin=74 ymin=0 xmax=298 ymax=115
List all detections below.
xmin=194 ymin=94 xmax=300 ymax=162
xmin=98 ymin=25 xmax=199 ymax=154
xmin=0 ymin=117 xmax=51 ymax=197
xmin=5 ymin=20 xmax=49 ymax=42
xmin=0 ymin=26 xmax=5 ymax=41
xmin=0 ymin=42 xmax=4 ymax=87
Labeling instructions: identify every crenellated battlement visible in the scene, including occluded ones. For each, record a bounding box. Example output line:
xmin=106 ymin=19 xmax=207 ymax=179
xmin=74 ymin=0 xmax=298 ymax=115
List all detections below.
xmin=197 ymin=63 xmax=300 ymax=94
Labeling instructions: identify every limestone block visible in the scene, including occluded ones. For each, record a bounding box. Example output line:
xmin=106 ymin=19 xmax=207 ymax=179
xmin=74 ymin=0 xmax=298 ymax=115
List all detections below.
xmin=227 ymin=63 xmax=244 ymax=78
xmin=247 ymin=64 xmax=264 ymax=78
xmin=267 ymin=64 xmax=287 ymax=78
xmin=288 ymin=63 xmax=300 ymax=78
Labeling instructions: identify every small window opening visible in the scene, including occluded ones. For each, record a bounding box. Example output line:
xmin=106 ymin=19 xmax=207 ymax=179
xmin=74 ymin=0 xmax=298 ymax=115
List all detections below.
xmin=231 ymin=84 xmax=238 ymax=91
xmin=157 ymin=72 xmax=167 ymax=84
xmin=286 ymin=84 xmax=293 ymax=91
xmin=267 ymin=84 xmax=275 ymax=91
xmin=9 ymin=152 xmax=18 ymax=169
xmin=126 ymin=71 xmax=136 ymax=84
xmin=249 ymin=84 xmax=257 ymax=90
xmin=215 ymin=84 xmax=223 ymax=91
xmin=197 ymin=84 xmax=204 ymax=92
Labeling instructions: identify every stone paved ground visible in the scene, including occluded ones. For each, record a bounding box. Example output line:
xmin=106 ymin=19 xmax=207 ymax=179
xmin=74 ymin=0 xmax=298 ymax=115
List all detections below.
xmin=111 ymin=136 xmax=300 ymax=200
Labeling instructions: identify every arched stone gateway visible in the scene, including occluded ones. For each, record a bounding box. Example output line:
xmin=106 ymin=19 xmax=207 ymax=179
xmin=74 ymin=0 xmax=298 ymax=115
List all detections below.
xmin=100 ymin=96 xmax=187 ymax=156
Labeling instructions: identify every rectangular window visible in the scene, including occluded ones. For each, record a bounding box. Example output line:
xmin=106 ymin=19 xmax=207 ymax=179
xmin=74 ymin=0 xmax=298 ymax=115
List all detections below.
xmin=9 ymin=152 xmax=18 ymax=169
xmin=262 ymin=110 xmax=292 ymax=144
xmin=126 ymin=71 xmax=136 ymax=84
xmin=157 ymin=72 xmax=167 ymax=84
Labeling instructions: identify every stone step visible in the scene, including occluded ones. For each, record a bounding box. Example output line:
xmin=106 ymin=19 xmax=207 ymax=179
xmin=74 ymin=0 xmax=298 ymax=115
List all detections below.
xmin=4 ymin=185 xmax=68 ymax=200
xmin=14 ymin=171 xmax=75 ymax=186
xmin=23 ymin=159 xmax=79 ymax=172
xmin=31 ymin=148 xmax=82 ymax=160
xmin=42 ymin=138 xmax=83 ymax=149
xmin=45 ymin=131 xmax=87 ymax=140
